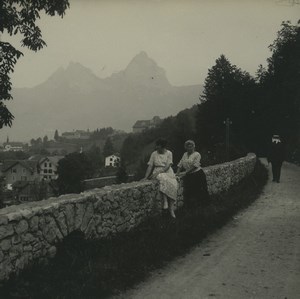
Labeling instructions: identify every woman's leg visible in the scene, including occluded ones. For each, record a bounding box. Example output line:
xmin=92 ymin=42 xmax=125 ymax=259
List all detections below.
xmin=168 ymin=198 xmax=176 ymax=218
xmin=162 ymin=193 xmax=168 ymax=209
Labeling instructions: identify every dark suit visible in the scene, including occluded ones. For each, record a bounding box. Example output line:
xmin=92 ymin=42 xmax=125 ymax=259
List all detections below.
xmin=268 ymin=141 xmax=285 ymax=182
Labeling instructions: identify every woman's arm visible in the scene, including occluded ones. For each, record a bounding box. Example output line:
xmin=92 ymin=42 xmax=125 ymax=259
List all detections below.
xmin=161 ymin=151 xmax=173 ymax=173
xmin=176 ymin=165 xmax=183 ymax=175
xmin=143 ymin=164 xmax=153 ymax=180
xmin=162 ymin=163 xmax=171 ymax=173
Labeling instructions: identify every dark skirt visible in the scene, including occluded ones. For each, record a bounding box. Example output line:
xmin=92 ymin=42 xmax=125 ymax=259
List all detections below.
xmin=182 ymin=169 xmax=210 ymax=208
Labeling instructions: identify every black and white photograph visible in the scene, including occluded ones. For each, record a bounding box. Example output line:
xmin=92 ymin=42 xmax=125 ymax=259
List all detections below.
xmin=0 ymin=0 xmax=299 ymax=298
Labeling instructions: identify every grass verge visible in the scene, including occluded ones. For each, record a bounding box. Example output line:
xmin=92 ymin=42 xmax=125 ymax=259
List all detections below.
xmin=0 ymin=160 xmax=268 ymax=299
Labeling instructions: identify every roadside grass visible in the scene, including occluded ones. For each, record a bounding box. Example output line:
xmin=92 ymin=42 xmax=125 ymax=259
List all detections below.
xmin=0 ymin=160 xmax=268 ymax=299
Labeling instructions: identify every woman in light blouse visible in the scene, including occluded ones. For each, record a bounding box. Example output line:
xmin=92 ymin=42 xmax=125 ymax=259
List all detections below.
xmin=143 ymin=138 xmax=178 ymax=218
xmin=177 ymin=140 xmax=209 ymax=208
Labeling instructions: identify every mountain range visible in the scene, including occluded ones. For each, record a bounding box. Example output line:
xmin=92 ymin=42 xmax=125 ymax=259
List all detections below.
xmin=2 ymin=51 xmax=203 ymax=142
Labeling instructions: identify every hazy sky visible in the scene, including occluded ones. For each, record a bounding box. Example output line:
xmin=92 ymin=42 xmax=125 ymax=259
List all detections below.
xmin=7 ymin=0 xmax=300 ymax=88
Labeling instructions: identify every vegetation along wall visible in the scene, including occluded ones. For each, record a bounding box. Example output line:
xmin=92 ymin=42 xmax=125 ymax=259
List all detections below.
xmin=0 ymin=153 xmax=256 ymax=281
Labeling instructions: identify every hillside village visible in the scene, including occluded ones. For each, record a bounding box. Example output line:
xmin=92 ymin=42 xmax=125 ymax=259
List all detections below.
xmin=0 ymin=115 xmax=163 ymax=207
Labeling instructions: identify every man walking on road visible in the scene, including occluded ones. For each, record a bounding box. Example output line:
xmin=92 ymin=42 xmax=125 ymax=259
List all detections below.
xmin=268 ymin=134 xmax=285 ymax=183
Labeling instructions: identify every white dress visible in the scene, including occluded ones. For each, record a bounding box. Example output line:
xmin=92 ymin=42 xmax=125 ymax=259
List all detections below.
xmin=148 ymin=150 xmax=178 ymax=201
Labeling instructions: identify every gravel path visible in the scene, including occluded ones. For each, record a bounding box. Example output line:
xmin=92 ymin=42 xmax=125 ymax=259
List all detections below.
xmin=115 ymin=160 xmax=300 ymax=299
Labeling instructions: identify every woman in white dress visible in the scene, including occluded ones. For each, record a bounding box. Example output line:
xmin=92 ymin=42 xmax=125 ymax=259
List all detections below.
xmin=143 ymin=138 xmax=178 ymax=218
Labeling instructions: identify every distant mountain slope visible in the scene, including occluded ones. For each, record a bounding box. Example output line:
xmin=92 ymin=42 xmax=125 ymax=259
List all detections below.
xmin=3 ymin=52 xmax=202 ymax=141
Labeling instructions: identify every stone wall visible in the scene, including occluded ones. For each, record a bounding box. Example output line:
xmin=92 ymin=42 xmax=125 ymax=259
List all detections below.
xmin=0 ymin=153 xmax=256 ymax=281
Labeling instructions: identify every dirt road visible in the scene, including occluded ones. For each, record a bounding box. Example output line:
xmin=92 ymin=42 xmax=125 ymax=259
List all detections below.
xmin=116 ymin=161 xmax=300 ymax=299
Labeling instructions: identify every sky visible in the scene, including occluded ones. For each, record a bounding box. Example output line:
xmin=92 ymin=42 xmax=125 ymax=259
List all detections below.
xmin=7 ymin=0 xmax=300 ymax=88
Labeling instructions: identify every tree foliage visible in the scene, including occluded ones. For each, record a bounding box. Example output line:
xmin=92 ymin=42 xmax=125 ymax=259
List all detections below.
xmin=56 ymin=152 xmax=94 ymax=194
xmin=90 ymin=127 xmax=114 ymax=141
xmin=116 ymin=162 xmax=128 ymax=184
xmin=196 ymin=21 xmax=300 ymax=159
xmin=103 ymin=137 xmax=114 ymax=157
xmin=0 ymin=0 xmax=70 ymax=128
xmin=54 ymin=129 xmax=59 ymax=141
xmin=263 ymin=21 xmax=300 ymax=138
xmin=196 ymin=54 xmax=256 ymax=151
xmin=87 ymin=144 xmax=103 ymax=170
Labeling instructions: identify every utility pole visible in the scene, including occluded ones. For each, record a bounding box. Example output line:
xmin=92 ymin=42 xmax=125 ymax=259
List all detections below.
xmin=224 ymin=117 xmax=232 ymax=161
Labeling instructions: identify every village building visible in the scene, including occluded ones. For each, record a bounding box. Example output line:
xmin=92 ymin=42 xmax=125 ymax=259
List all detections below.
xmin=1 ymin=156 xmax=63 ymax=184
xmin=105 ymin=154 xmax=121 ymax=167
xmin=11 ymin=180 xmax=57 ymax=203
xmin=2 ymin=141 xmax=27 ymax=152
xmin=1 ymin=160 xmax=40 ymax=190
xmin=28 ymin=155 xmax=64 ymax=181
xmin=132 ymin=116 xmax=162 ymax=133
xmin=61 ymin=129 xmax=91 ymax=140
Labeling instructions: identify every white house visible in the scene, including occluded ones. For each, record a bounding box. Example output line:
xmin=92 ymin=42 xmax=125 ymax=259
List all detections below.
xmin=105 ymin=154 xmax=120 ymax=167
xmin=28 ymin=155 xmax=64 ymax=181
xmin=38 ymin=156 xmax=64 ymax=180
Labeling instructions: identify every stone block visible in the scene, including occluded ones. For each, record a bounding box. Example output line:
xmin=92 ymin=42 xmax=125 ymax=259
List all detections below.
xmin=12 ymin=234 xmax=22 ymax=245
xmin=30 ymin=216 xmax=39 ymax=232
xmin=0 ymin=238 xmax=11 ymax=251
xmin=81 ymin=203 xmax=94 ymax=232
xmin=48 ymin=246 xmax=57 ymax=258
xmin=7 ymin=212 xmax=22 ymax=222
xmin=22 ymin=233 xmax=35 ymax=243
xmin=15 ymin=220 xmax=29 ymax=235
xmin=0 ymin=224 xmax=14 ymax=239
xmin=54 ymin=212 xmax=68 ymax=237
xmin=74 ymin=203 xmax=85 ymax=230
xmin=0 ymin=216 xmax=8 ymax=225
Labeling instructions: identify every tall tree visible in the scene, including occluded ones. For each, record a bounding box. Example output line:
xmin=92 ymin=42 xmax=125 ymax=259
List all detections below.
xmin=265 ymin=21 xmax=300 ymax=138
xmin=87 ymin=144 xmax=103 ymax=171
xmin=196 ymin=55 xmax=255 ymax=150
xmin=54 ymin=129 xmax=59 ymax=141
xmin=57 ymin=152 xmax=94 ymax=194
xmin=256 ymin=20 xmax=300 ymax=158
xmin=0 ymin=0 xmax=70 ymax=128
xmin=103 ymin=137 xmax=114 ymax=157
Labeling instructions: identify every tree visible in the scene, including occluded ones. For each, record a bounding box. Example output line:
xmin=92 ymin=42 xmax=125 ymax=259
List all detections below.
xmin=265 ymin=21 xmax=300 ymax=138
xmin=57 ymin=152 xmax=94 ymax=194
xmin=30 ymin=180 xmax=48 ymax=202
xmin=54 ymin=130 xmax=59 ymax=141
xmin=116 ymin=162 xmax=128 ymax=184
xmin=30 ymin=138 xmax=36 ymax=147
xmin=0 ymin=0 xmax=70 ymax=128
xmin=43 ymin=135 xmax=48 ymax=144
xmin=103 ymin=137 xmax=114 ymax=157
xmin=0 ymin=175 xmax=6 ymax=208
xmin=87 ymin=144 xmax=103 ymax=171
xmin=120 ymin=135 xmax=139 ymax=165
xmin=256 ymin=20 xmax=300 ymax=159
xmin=196 ymin=55 xmax=256 ymax=150
xmin=90 ymin=127 xmax=114 ymax=140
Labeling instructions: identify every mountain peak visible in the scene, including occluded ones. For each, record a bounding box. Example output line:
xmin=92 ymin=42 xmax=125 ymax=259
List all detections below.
xmin=127 ymin=51 xmax=156 ymax=69
xmin=131 ymin=51 xmax=150 ymax=61
xmin=42 ymin=62 xmax=100 ymax=91
xmin=111 ymin=51 xmax=170 ymax=86
xmin=65 ymin=61 xmax=96 ymax=75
